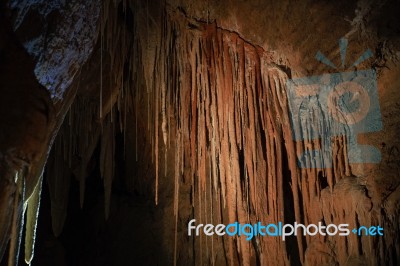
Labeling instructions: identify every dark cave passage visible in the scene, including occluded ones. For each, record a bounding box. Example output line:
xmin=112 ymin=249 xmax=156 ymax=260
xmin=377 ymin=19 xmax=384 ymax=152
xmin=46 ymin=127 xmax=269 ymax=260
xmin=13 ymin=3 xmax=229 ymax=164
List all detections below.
xmin=34 ymin=135 xmax=167 ymax=266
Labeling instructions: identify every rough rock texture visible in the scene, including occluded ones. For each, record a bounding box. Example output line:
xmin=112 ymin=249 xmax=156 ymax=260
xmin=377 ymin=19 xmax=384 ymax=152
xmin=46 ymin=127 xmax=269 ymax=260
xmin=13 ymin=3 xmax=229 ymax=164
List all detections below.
xmin=0 ymin=6 xmax=55 ymax=264
xmin=0 ymin=0 xmax=399 ymax=265
xmin=9 ymin=0 xmax=101 ymax=100
xmin=0 ymin=0 xmax=100 ymax=264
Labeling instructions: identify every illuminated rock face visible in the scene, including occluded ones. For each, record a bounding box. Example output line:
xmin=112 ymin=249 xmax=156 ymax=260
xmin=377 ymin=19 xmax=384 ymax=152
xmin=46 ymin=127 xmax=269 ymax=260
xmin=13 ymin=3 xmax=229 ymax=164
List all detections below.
xmin=9 ymin=0 xmax=101 ymax=100
xmin=0 ymin=0 xmax=399 ymax=265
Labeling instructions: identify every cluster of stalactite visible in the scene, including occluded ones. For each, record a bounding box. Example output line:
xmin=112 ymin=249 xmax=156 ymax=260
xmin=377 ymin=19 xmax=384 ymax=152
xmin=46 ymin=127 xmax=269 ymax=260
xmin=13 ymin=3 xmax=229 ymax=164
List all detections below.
xmin=17 ymin=1 xmax=398 ymax=265
xmin=133 ymin=5 xmax=396 ymax=265
xmin=155 ymin=9 xmax=354 ymax=265
xmin=46 ymin=0 xmax=141 ymax=232
xmin=0 ymin=165 xmax=42 ymax=265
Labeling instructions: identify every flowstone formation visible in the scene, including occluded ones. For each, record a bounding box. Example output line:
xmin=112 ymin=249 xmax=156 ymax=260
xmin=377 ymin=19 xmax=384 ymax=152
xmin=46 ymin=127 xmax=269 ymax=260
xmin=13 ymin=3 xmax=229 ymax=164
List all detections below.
xmin=0 ymin=0 xmax=399 ymax=265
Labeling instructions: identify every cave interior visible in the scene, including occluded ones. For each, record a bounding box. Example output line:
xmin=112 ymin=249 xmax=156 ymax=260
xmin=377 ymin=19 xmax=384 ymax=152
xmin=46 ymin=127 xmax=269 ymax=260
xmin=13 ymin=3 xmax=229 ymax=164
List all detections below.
xmin=0 ymin=0 xmax=399 ymax=265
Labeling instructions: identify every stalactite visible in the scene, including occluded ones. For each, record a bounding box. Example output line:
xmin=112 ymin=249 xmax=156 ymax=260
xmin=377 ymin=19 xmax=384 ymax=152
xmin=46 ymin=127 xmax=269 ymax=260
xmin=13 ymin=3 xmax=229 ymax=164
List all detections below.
xmin=24 ymin=175 xmax=42 ymax=264
xmin=8 ymin=169 xmax=25 ymax=266
xmin=100 ymin=6 xmax=104 ymax=120
xmin=100 ymin=114 xmax=115 ymax=219
xmin=173 ymin=130 xmax=181 ymax=266
xmin=47 ymin=137 xmax=71 ymax=237
xmin=135 ymin=93 xmax=138 ymax=162
xmin=154 ymin=57 xmax=160 ymax=205
xmin=45 ymin=96 xmax=100 ymax=236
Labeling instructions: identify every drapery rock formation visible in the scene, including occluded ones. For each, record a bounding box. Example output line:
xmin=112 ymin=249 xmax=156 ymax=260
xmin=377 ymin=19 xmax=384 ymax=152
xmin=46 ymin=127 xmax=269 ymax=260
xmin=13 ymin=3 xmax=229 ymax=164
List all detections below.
xmin=0 ymin=0 xmax=399 ymax=265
